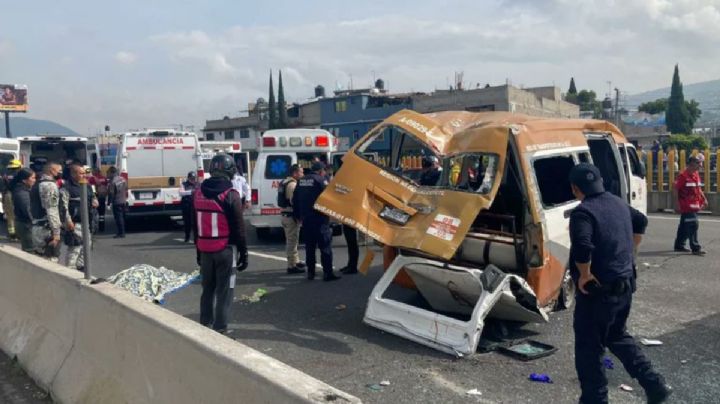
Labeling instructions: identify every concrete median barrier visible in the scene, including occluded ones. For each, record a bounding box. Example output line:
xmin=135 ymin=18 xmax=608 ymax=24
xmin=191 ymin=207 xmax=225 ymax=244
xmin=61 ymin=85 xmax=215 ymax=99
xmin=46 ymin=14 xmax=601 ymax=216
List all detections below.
xmin=0 ymin=245 xmax=360 ymax=404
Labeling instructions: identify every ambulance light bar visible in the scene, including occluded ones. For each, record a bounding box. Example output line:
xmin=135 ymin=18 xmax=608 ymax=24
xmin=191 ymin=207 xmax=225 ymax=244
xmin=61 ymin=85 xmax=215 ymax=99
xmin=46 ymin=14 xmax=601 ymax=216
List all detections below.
xmin=262 ymin=137 xmax=276 ymax=147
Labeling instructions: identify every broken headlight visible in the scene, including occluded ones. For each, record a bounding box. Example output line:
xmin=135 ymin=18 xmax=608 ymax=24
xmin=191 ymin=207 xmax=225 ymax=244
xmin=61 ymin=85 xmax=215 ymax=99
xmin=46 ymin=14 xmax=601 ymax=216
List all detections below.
xmin=379 ymin=206 xmax=411 ymax=225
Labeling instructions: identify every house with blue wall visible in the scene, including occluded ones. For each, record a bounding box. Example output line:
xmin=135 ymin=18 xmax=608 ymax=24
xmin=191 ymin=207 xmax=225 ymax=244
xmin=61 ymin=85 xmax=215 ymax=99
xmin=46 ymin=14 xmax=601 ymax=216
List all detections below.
xmin=319 ymin=86 xmax=412 ymax=152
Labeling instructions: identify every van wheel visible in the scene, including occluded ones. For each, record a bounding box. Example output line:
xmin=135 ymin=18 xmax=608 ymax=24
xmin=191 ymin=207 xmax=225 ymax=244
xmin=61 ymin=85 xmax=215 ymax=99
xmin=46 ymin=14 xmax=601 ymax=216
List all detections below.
xmin=555 ymin=269 xmax=575 ymax=311
xmin=256 ymin=228 xmax=271 ymax=240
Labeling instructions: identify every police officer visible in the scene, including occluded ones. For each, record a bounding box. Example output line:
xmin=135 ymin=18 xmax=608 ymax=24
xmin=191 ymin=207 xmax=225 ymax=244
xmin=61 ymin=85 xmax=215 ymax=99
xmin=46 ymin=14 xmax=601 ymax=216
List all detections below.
xmin=194 ymin=154 xmax=248 ymax=334
xmin=292 ymin=161 xmax=340 ymax=282
xmin=568 ymin=163 xmax=671 ymax=404
xmin=61 ymin=163 xmax=98 ymax=271
xmin=1 ymin=159 xmax=22 ymax=239
xmin=180 ymin=171 xmax=198 ymax=243
xmin=279 ymin=164 xmax=306 ymax=274
xmin=30 ymin=161 xmax=64 ymax=261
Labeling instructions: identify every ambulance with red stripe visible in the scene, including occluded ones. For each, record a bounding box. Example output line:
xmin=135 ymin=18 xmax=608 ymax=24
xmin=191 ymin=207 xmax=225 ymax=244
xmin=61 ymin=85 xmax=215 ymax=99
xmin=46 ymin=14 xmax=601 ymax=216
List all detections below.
xmin=116 ymin=129 xmax=202 ymax=217
xmin=249 ymin=129 xmax=337 ymax=238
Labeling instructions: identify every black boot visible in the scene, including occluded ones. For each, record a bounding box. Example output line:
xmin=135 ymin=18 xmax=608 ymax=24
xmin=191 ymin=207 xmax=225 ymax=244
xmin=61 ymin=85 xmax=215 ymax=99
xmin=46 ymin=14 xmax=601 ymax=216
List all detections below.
xmin=640 ymin=374 xmax=672 ymax=404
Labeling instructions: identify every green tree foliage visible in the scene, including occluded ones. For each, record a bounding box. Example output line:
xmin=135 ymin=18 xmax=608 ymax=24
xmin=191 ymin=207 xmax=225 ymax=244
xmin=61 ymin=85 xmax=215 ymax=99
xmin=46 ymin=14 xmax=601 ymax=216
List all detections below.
xmin=268 ymin=71 xmax=277 ymax=130
xmin=277 ymin=70 xmax=288 ymax=129
xmin=662 ymin=134 xmax=708 ymax=152
xmin=575 ymin=90 xmax=602 ymax=118
xmin=568 ymin=77 xmax=577 ymax=95
xmin=666 ymin=64 xmax=692 ymax=134
xmin=638 ymin=98 xmax=668 ymax=114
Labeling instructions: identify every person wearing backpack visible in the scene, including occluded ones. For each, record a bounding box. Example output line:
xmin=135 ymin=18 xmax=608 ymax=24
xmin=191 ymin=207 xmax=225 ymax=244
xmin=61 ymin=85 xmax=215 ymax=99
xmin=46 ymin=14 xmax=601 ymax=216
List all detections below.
xmin=279 ymin=164 xmax=306 ymax=274
xmin=194 ymin=154 xmax=248 ymax=334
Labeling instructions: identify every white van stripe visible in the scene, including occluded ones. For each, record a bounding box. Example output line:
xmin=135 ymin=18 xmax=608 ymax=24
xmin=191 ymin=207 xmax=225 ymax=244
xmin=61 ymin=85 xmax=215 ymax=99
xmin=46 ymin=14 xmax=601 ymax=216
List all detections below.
xmin=211 ymin=213 xmax=218 ymax=237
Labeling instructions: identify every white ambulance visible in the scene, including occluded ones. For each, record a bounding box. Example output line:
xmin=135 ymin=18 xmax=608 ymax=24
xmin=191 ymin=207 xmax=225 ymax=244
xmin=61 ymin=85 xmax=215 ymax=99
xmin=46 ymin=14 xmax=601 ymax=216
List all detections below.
xmin=117 ymin=129 xmax=202 ymax=217
xmin=249 ymin=129 xmax=338 ymax=238
xmin=198 ymin=140 xmax=251 ymax=183
xmin=18 ymin=135 xmax=89 ymax=168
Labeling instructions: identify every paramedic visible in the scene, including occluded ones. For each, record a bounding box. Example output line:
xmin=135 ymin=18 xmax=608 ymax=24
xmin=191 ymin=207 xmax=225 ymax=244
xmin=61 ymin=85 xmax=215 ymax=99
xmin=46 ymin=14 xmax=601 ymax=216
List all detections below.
xmin=568 ymin=163 xmax=671 ymax=404
xmin=278 ymin=164 xmax=306 ymax=274
xmin=292 ymin=161 xmax=340 ymax=282
xmin=194 ymin=154 xmax=248 ymax=334
xmin=673 ymin=156 xmax=706 ymax=255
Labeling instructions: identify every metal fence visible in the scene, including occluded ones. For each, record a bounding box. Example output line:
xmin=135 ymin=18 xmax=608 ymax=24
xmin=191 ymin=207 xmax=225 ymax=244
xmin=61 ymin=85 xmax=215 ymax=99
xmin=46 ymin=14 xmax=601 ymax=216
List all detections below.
xmin=645 ymin=149 xmax=719 ymax=193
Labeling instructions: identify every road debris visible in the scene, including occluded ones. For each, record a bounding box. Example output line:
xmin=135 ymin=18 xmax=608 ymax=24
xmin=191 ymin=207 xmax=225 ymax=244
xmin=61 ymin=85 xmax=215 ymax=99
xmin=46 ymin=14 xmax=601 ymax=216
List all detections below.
xmin=466 ymin=388 xmax=482 ymax=396
xmin=642 ymin=262 xmax=661 ymax=268
xmin=239 ymin=288 xmax=268 ymax=303
xmin=366 ymin=383 xmax=384 ymax=392
xmin=528 ymin=373 xmax=553 ymax=383
xmin=335 ymin=304 xmax=347 ymax=311
xmin=619 ymin=384 xmax=634 ymax=392
xmin=681 ymin=359 xmax=688 ymax=364
xmin=639 ymin=338 xmax=663 ymax=346
xmin=603 ymin=357 xmax=615 ymax=370
xmin=379 ymin=380 xmax=391 ymax=386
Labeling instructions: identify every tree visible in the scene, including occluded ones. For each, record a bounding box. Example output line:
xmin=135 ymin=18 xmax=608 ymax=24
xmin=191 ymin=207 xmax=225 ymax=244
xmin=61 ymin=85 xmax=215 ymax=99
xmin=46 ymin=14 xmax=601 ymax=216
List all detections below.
xmin=277 ymin=70 xmax=288 ymax=129
xmin=268 ymin=70 xmax=277 ymax=129
xmin=686 ymin=99 xmax=701 ymax=125
xmin=568 ymin=77 xmax=577 ymax=95
xmin=575 ymin=89 xmax=602 ymax=118
xmin=666 ymin=64 xmax=692 ymax=134
xmin=638 ymin=98 xmax=668 ymax=115
xmin=662 ymin=134 xmax=707 ymax=152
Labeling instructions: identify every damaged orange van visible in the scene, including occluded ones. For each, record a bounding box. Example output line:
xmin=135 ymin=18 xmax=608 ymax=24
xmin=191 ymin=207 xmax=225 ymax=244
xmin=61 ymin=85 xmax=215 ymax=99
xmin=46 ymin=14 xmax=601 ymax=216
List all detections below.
xmin=315 ymin=109 xmax=646 ymax=356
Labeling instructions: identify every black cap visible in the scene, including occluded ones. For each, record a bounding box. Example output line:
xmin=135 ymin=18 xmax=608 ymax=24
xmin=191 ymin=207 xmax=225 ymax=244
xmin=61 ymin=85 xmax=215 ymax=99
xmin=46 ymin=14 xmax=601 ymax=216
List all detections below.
xmin=569 ymin=163 xmax=605 ymax=196
xmin=311 ymin=161 xmax=326 ymax=172
xmin=187 ymin=171 xmax=196 ymax=178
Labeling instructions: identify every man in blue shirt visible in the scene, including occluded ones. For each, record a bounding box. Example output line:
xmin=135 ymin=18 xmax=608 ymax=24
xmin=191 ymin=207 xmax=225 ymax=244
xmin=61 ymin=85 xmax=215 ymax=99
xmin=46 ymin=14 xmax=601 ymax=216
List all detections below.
xmin=569 ymin=163 xmax=671 ymax=404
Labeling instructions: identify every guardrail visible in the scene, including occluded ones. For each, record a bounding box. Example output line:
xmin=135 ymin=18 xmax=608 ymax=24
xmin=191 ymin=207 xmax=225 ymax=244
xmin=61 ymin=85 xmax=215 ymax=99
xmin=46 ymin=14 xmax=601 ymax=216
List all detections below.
xmin=645 ymin=148 xmax=718 ymax=193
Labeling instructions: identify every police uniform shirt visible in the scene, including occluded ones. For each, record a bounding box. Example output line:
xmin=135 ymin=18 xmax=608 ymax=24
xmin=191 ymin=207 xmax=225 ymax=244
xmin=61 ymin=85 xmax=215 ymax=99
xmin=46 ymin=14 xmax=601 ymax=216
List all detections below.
xmin=569 ymin=192 xmax=648 ymax=285
xmin=292 ymin=173 xmax=328 ymax=221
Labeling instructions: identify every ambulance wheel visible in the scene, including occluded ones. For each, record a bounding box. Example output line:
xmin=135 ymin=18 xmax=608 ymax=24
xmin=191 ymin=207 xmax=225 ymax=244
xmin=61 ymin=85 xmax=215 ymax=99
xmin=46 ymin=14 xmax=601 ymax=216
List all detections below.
xmin=555 ymin=269 xmax=575 ymax=311
xmin=256 ymin=228 xmax=271 ymax=240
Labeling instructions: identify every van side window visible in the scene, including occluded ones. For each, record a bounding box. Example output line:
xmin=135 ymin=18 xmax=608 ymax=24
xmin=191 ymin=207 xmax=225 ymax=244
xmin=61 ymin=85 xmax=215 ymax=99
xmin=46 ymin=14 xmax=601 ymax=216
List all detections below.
xmin=533 ymin=156 xmax=576 ymax=207
xmin=264 ymin=155 xmax=291 ymax=179
xmin=626 ymin=147 xmax=643 ymax=177
xmin=355 ymin=126 xmax=393 ymax=169
xmin=578 ymin=152 xmax=591 ymax=163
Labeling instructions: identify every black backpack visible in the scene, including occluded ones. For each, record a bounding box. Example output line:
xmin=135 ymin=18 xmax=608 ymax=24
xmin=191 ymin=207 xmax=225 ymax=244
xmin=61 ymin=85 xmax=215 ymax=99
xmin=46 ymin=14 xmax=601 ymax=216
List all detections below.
xmin=277 ymin=178 xmax=295 ymax=208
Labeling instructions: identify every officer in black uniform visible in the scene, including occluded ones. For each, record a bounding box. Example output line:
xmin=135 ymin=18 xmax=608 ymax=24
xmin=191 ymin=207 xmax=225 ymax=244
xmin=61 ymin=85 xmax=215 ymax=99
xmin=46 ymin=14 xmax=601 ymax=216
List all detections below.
xmin=292 ymin=161 xmax=340 ymax=282
xmin=180 ymin=171 xmax=198 ymax=242
xmin=568 ymin=163 xmax=671 ymax=404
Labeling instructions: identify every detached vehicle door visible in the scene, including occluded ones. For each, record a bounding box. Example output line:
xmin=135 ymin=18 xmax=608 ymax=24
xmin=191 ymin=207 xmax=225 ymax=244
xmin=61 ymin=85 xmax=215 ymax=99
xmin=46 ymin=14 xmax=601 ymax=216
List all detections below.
xmin=315 ymin=110 xmax=508 ymax=260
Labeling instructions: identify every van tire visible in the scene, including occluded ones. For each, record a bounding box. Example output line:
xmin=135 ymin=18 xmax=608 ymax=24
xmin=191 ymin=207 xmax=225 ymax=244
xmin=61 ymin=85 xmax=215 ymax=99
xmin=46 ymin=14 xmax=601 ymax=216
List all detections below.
xmin=256 ymin=228 xmax=271 ymax=240
xmin=555 ymin=269 xmax=575 ymax=311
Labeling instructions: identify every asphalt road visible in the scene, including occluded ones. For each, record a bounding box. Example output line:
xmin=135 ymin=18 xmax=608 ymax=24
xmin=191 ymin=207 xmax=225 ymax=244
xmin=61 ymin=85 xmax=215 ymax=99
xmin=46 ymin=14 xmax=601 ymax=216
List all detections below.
xmin=3 ymin=213 xmax=720 ymax=403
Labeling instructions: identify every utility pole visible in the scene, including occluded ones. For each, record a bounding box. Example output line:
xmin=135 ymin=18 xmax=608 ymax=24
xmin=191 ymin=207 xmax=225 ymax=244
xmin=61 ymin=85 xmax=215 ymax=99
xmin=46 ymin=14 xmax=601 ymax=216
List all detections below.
xmin=614 ymin=88 xmax=621 ymax=126
xmin=3 ymin=111 xmax=10 ymax=138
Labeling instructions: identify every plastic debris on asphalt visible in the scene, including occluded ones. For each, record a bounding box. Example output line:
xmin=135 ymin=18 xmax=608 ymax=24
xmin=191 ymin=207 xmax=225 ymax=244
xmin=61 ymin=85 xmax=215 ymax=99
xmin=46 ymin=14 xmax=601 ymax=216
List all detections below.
xmin=603 ymin=357 xmax=615 ymax=370
xmin=642 ymin=262 xmax=660 ymax=268
xmin=239 ymin=288 xmax=268 ymax=303
xmin=639 ymin=338 xmax=663 ymax=346
xmin=528 ymin=373 xmax=553 ymax=383
xmin=466 ymin=388 xmax=482 ymax=396
xmin=336 ymin=304 xmax=347 ymax=311
xmin=619 ymin=384 xmax=634 ymax=392
xmin=379 ymin=380 xmax=391 ymax=386
xmin=108 ymin=264 xmax=200 ymax=304
xmin=681 ymin=360 xmax=688 ymax=364
xmin=366 ymin=384 xmax=383 ymax=392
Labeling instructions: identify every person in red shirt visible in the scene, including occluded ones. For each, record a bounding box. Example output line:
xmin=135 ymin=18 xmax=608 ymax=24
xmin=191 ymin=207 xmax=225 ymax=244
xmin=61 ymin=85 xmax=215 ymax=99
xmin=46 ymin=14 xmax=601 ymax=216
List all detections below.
xmin=673 ymin=156 xmax=707 ymax=255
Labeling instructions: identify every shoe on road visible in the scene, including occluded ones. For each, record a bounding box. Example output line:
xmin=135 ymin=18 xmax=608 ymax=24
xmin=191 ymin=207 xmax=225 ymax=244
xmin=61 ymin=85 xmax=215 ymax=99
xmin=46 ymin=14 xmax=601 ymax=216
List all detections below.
xmin=323 ymin=274 xmax=341 ymax=282
xmin=340 ymin=266 xmax=358 ymax=274
xmin=692 ymin=249 xmax=706 ymax=256
xmin=296 ymin=261 xmax=307 ymax=269
xmin=287 ymin=266 xmax=305 ymax=274
xmin=646 ymin=383 xmax=672 ymax=404
xmin=673 ymin=247 xmax=691 ymax=252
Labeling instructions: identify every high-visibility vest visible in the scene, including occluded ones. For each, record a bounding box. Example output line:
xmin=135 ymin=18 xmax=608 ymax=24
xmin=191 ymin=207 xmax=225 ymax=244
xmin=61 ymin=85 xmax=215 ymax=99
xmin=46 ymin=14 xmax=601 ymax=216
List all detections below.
xmin=194 ymin=188 xmax=233 ymax=253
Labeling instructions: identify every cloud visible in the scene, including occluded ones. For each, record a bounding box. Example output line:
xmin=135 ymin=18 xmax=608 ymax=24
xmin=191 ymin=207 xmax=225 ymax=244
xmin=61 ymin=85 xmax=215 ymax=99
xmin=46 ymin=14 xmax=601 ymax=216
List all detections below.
xmin=114 ymin=51 xmax=137 ymax=65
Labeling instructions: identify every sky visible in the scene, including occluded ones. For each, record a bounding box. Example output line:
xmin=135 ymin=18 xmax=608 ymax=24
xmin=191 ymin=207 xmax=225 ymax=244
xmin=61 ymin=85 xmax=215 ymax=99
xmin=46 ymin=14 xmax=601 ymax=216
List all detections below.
xmin=2 ymin=0 xmax=719 ymax=134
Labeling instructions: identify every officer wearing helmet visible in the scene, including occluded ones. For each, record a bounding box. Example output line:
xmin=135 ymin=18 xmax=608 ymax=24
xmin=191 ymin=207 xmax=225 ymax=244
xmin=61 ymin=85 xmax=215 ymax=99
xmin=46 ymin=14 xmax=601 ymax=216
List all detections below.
xmin=193 ymin=154 xmax=248 ymax=334
xmin=1 ymin=159 xmax=22 ymax=239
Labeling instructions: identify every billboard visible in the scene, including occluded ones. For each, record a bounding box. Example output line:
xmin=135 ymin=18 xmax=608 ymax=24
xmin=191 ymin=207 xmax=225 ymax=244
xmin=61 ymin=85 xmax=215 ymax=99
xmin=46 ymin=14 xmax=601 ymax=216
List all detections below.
xmin=0 ymin=84 xmax=28 ymax=112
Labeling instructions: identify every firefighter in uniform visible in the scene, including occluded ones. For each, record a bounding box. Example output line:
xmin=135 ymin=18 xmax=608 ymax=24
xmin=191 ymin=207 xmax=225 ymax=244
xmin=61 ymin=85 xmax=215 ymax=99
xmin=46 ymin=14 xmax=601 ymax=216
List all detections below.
xmin=1 ymin=159 xmax=22 ymax=239
xmin=194 ymin=154 xmax=248 ymax=334
xmin=292 ymin=161 xmax=340 ymax=282
xmin=61 ymin=163 xmax=98 ymax=271
xmin=568 ymin=163 xmax=671 ymax=404
xmin=30 ymin=161 xmax=64 ymax=260
xmin=279 ymin=164 xmax=306 ymax=274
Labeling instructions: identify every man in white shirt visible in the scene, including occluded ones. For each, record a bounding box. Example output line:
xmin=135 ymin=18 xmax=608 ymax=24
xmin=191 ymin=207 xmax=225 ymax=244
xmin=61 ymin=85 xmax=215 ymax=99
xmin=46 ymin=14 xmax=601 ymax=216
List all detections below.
xmin=232 ymin=170 xmax=251 ymax=209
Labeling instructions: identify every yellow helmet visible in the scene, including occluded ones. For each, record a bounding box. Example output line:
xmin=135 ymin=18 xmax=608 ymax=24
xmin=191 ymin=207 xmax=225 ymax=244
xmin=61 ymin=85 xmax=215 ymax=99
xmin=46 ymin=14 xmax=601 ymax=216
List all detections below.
xmin=7 ymin=159 xmax=21 ymax=169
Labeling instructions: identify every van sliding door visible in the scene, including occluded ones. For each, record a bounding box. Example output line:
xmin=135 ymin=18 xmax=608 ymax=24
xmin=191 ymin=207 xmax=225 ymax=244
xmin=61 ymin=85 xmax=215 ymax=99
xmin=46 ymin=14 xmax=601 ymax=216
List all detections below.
xmin=585 ymin=133 xmax=628 ymax=200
